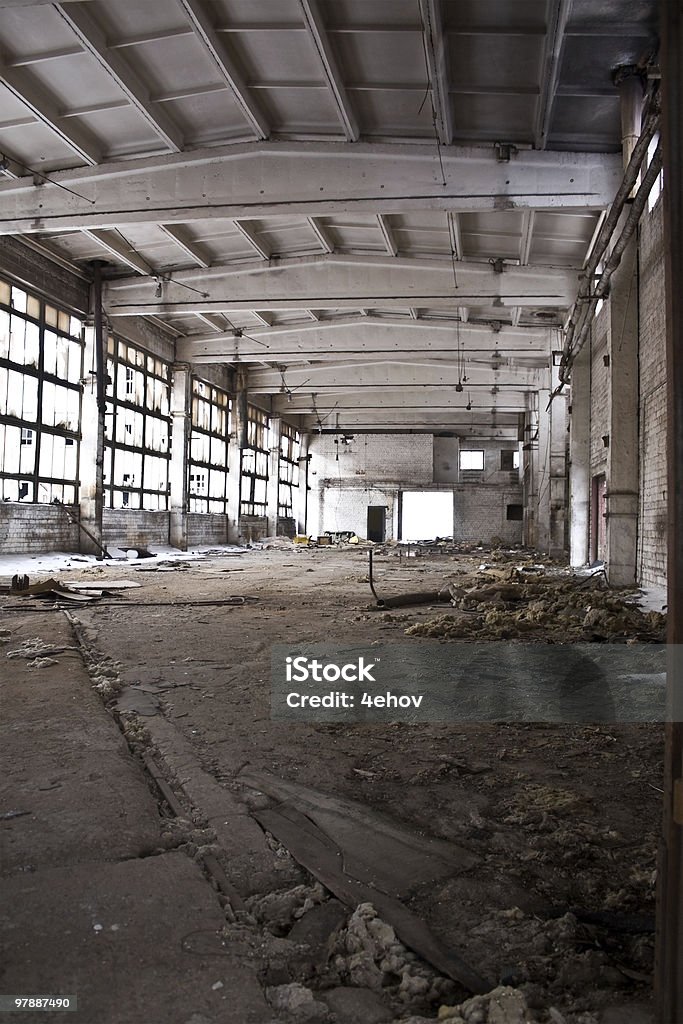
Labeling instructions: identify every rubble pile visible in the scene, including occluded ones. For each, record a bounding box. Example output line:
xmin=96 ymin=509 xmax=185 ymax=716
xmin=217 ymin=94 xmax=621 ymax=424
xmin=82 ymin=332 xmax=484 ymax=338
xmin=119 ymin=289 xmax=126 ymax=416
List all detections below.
xmin=405 ymin=568 xmax=665 ymax=642
xmin=324 ymin=902 xmax=457 ymax=1012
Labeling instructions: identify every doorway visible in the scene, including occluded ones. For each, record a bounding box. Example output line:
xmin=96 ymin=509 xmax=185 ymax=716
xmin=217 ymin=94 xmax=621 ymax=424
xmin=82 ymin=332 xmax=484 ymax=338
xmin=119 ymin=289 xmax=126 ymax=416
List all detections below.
xmin=590 ymin=474 xmax=607 ymax=563
xmin=367 ymin=505 xmax=386 ymax=542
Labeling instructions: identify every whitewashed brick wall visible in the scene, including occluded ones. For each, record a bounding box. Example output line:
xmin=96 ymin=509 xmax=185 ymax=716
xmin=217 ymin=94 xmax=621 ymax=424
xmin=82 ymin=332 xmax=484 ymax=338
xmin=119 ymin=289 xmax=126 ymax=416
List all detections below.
xmin=0 ymin=503 xmax=79 ymax=554
xmin=637 ymin=198 xmax=667 ymax=587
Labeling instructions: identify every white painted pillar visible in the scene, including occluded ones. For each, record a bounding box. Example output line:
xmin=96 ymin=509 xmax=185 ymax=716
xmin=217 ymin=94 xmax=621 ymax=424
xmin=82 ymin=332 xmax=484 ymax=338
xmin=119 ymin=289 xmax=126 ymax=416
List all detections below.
xmin=535 ymin=388 xmax=551 ymax=553
xmin=548 ymin=362 xmax=569 ymax=559
xmin=266 ymin=415 xmax=281 ymax=537
xmin=295 ymin=432 xmax=310 ymax=535
xmin=605 ymin=238 xmax=639 ymax=585
xmin=603 ymin=68 xmax=643 ymax=585
xmin=521 ymin=398 xmax=537 ymax=548
xmin=78 ymin=323 xmax=104 ymax=555
xmin=169 ymin=363 xmax=191 ymax=550
xmin=226 ymin=369 xmax=248 ymax=542
xmin=569 ymin=346 xmax=591 ymax=566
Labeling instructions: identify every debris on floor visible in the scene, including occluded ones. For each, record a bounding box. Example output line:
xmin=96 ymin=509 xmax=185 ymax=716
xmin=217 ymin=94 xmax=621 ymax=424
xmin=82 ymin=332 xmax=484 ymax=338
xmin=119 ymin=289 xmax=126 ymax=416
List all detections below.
xmin=7 ymin=576 xmax=104 ymax=602
xmin=402 ymin=567 xmax=666 ymax=642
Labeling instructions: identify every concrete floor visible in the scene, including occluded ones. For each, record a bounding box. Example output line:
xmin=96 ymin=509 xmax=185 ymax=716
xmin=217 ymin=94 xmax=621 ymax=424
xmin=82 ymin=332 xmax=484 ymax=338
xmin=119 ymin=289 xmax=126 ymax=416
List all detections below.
xmin=0 ymin=546 xmax=661 ymax=1024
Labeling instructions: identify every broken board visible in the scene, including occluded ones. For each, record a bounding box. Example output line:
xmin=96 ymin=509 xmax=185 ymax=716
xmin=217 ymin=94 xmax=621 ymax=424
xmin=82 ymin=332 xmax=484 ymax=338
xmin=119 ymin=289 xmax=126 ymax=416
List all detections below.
xmin=239 ymin=767 xmax=475 ymax=897
xmin=254 ymin=802 xmax=491 ymax=995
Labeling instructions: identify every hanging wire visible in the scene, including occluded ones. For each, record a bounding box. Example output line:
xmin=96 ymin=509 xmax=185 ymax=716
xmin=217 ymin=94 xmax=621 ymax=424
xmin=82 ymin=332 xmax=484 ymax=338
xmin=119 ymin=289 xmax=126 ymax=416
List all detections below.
xmin=2 ymin=155 xmax=95 ymax=204
xmin=416 ymin=1 xmax=447 ymax=187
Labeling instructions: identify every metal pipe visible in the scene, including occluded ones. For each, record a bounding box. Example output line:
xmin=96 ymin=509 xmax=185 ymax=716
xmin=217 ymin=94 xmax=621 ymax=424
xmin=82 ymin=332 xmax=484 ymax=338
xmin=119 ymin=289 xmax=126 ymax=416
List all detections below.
xmin=561 ymin=144 xmax=662 ymax=377
xmin=558 ymin=95 xmax=660 ymax=385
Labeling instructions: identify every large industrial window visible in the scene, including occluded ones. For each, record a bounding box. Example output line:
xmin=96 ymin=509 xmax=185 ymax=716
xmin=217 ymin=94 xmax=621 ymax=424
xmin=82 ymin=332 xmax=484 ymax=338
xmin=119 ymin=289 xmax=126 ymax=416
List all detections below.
xmin=0 ymin=278 xmax=83 ymax=503
xmin=104 ymin=337 xmax=170 ymax=510
xmin=278 ymin=423 xmax=300 ymax=517
xmin=240 ymin=405 xmax=270 ymax=516
xmin=189 ymin=378 xmax=231 ymax=513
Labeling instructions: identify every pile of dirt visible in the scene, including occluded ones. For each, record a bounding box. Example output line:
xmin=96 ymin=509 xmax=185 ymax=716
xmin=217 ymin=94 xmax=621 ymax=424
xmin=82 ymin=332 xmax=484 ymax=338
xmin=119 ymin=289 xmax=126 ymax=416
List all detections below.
xmin=405 ymin=568 xmax=665 ymax=642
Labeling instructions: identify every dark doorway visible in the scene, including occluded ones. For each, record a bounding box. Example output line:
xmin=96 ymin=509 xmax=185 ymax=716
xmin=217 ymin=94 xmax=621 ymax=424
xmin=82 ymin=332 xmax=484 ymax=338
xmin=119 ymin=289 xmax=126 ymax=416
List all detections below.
xmin=367 ymin=505 xmax=386 ymax=542
xmin=590 ymin=474 xmax=607 ymax=563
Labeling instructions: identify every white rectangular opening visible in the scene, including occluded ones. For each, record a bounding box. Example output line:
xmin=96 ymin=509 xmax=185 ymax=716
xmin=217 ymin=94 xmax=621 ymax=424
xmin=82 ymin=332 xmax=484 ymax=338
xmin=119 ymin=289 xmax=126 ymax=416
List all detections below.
xmin=401 ymin=491 xmax=453 ymax=541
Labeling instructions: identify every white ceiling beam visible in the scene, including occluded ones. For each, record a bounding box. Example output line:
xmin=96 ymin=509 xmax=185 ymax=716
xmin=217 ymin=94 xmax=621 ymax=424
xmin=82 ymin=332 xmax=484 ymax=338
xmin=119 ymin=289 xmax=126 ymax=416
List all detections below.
xmin=307 ymin=217 xmax=335 ymax=253
xmin=418 ymin=0 xmax=453 ymax=145
xmin=160 ymin=224 xmax=211 ymax=268
xmin=249 ymin=362 xmax=546 ymax=391
xmin=176 ymin=0 xmax=270 ymax=140
xmin=447 ymin=211 xmax=469 ymax=323
xmin=0 ymin=143 xmax=622 ymax=233
xmin=83 ymin=228 xmax=154 ymax=275
xmin=55 ymin=3 xmax=184 ymax=152
xmin=0 ymin=55 xmax=101 ymax=164
xmin=534 ymin=0 xmax=574 ymax=150
xmin=512 ymin=210 xmax=536 ymax=327
xmin=276 ymin=391 xmax=531 ymax=412
xmin=298 ymin=0 xmax=359 ymax=141
xmin=103 ymin=253 xmax=578 ymax=316
xmin=233 ymin=219 xmax=271 ymax=259
xmin=376 ymin=214 xmax=399 ymax=256
xmin=177 ymin=314 xmax=551 ymax=357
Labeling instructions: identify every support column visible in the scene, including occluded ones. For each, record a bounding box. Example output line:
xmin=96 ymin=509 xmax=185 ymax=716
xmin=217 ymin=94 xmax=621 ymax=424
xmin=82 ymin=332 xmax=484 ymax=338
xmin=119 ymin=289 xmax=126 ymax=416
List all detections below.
xmin=548 ymin=362 xmax=569 ymax=559
xmin=604 ymin=67 xmax=643 ymax=585
xmin=78 ymin=262 xmax=106 ymax=556
xmin=266 ymin=415 xmax=281 ymax=537
xmin=296 ymin=433 xmax=310 ymax=535
xmin=604 ymin=239 xmax=639 ymax=584
xmin=535 ymin=388 xmax=551 ymax=553
xmin=169 ymin=363 xmax=191 ymax=550
xmin=569 ymin=346 xmax=591 ymax=566
xmin=521 ymin=399 xmax=537 ymax=548
xmin=226 ymin=369 xmax=248 ymax=542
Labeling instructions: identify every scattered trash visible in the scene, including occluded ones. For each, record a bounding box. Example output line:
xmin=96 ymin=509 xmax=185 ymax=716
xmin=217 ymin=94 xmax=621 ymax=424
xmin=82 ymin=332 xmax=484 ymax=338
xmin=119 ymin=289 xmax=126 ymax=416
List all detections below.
xmin=7 ymin=638 xmax=77 ymax=660
xmin=8 ymin=577 xmax=103 ymax=602
xmin=122 ymin=547 xmax=156 ymax=559
xmin=1 ymin=809 xmax=31 ymax=820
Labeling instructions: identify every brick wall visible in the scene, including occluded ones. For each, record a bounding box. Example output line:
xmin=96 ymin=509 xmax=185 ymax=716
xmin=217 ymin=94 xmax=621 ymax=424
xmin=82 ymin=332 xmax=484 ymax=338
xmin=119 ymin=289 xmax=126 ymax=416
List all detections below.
xmin=435 ymin=437 xmax=521 ymax=486
xmin=0 ymin=503 xmax=80 ymax=554
xmin=309 ymin=434 xmax=433 ymax=538
xmin=308 ymin=433 xmax=523 ymax=542
xmin=317 ymin=483 xmax=399 ymax=539
xmin=453 ymin=485 xmax=524 ymax=544
xmin=102 ymin=510 xmax=169 ymax=552
xmin=238 ymin=515 xmax=268 ymax=542
xmin=637 ymin=197 xmax=667 ymax=587
xmin=187 ymin=514 xmax=228 ymax=546
xmin=311 ymin=433 xmax=434 ymax=485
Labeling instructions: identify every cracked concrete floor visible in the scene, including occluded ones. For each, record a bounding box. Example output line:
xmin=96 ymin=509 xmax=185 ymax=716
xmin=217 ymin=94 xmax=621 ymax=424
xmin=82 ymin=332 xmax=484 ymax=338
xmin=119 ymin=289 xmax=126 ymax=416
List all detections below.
xmin=0 ymin=547 xmax=662 ymax=1023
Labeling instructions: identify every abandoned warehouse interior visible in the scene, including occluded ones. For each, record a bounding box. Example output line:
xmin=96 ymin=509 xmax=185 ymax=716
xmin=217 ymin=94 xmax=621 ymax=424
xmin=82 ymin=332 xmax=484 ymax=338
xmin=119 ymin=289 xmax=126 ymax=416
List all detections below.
xmin=0 ymin=1 xmax=682 ymax=1023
